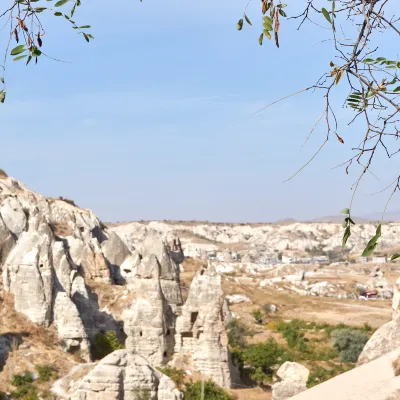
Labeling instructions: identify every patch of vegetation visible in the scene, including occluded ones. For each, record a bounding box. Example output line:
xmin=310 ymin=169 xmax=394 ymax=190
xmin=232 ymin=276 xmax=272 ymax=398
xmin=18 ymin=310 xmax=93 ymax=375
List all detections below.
xmin=35 ymin=364 xmax=56 ymax=382
xmin=331 ymin=329 xmax=369 ymax=363
xmin=184 ymin=380 xmax=233 ymax=400
xmin=227 ymin=319 xmax=255 ymax=349
xmin=91 ymin=330 xmax=124 ymax=360
xmin=11 ymin=372 xmax=38 ymax=400
xmin=157 ymin=366 xmax=186 ymax=387
xmin=240 ymin=339 xmax=286 ymax=384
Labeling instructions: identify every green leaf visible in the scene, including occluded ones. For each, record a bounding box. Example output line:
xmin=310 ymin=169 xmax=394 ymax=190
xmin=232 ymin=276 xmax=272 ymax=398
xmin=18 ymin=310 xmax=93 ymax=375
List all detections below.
xmin=340 ymin=208 xmax=350 ymax=215
xmin=13 ymin=54 xmax=27 ymax=61
xmin=236 ymin=19 xmax=243 ymax=31
xmin=391 ymin=254 xmax=400 ymax=261
xmin=279 ymin=9 xmax=287 ymax=17
xmin=263 ymin=29 xmax=271 ymax=40
xmin=83 ymin=32 xmax=90 ymax=42
xmin=55 ymin=0 xmax=69 ymax=6
xmin=258 ymin=33 xmax=264 ymax=46
xmin=54 ymin=11 xmax=62 ymax=16
xmin=10 ymin=45 xmax=25 ymax=56
xmin=363 ymin=58 xmax=374 ymax=63
xmin=0 ymin=91 xmax=5 ymax=103
xmin=322 ymin=8 xmax=332 ymax=23
xmin=31 ymin=47 xmax=41 ymax=57
xmin=26 ymin=55 xmax=32 ymax=65
xmin=362 ymin=243 xmax=377 ymax=257
xmin=342 ymin=226 xmax=351 ymax=248
xmin=244 ymin=14 xmax=252 ymax=26
xmin=79 ymin=25 xmax=91 ymax=28
xmin=349 ymin=218 xmax=355 ymax=225
xmin=263 ymin=16 xmax=273 ymax=31
xmin=393 ymin=86 xmax=400 ymax=93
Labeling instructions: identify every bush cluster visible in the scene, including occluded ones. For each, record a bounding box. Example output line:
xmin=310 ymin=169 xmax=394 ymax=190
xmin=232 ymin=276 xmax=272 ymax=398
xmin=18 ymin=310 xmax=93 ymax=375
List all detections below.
xmin=184 ymin=380 xmax=233 ymax=400
xmin=157 ymin=366 xmax=186 ymax=387
xmin=10 ymin=372 xmax=38 ymax=400
xmin=91 ymin=330 xmax=124 ymax=360
xmin=331 ymin=329 xmax=369 ymax=363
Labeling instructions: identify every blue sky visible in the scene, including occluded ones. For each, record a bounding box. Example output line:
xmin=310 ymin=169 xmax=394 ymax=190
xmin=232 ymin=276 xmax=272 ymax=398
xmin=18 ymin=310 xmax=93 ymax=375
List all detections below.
xmin=1 ymin=0 xmax=399 ymax=222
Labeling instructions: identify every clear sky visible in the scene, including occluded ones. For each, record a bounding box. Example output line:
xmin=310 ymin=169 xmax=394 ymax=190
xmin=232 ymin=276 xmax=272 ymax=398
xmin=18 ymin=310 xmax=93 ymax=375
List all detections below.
xmin=1 ymin=0 xmax=399 ymax=222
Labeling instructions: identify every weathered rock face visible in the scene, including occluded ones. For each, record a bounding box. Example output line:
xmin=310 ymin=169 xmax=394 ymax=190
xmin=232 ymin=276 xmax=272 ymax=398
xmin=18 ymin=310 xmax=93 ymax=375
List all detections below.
xmin=0 ymin=177 xmax=126 ymax=359
xmin=173 ymin=264 xmax=232 ymax=388
xmin=141 ymin=230 xmax=183 ymax=310
xmin=358 ymin=314 xmax=400 ymax=365
xmin=272 ymin=362 xmax=309 ymax=400
xmin=71 ymin=350 xmax=183 ymax=400
xmin=123 ymin=254 xmax=174 ymax=366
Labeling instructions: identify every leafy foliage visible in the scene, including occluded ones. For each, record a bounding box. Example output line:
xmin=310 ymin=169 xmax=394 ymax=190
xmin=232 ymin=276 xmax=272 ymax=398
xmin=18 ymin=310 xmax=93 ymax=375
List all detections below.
xmin=331 ymin=329 xmax=369 ymax=363
xmin=241 ymin=339 xmax=284 ymax=383
xmin=157 ymin=366 xmax=186 ymax=388
xmin=91 ymin=330 xmax=124 ymax=360
xmin=11 ymin=372 xmax=38 ymax=400
xmin=184 ymin=380 xmax=233 ymax=400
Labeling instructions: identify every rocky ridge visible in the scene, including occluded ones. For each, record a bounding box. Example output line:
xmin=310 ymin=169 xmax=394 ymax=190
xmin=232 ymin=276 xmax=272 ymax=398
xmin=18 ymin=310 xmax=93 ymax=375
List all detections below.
xmin=0 ymin=175 xmax=235 ymax=396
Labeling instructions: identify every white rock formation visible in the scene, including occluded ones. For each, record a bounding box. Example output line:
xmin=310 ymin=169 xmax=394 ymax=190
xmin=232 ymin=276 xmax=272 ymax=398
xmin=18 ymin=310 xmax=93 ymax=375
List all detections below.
xmin=0 ymin=176 xmax=126 ymax=359
xmin=272 ymin=362 xmax=309 ymax=400
xmin=123 ymin=254 xmax=174 ymax=366
xmin=71 ymin=350 xmax=183 ymax=400
xmin=173 ymin=264 xmax=232 ymax=388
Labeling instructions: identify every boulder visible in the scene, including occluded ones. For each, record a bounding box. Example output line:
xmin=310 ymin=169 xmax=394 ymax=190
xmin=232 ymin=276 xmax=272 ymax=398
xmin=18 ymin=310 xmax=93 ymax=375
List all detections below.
xmin=226 ymin=294 xmax=251 ymax=304
xmin=272 ymin=362 xmax=309 ymax=400
xmin=71 ymin=350 xmax=183 ymax=400
xmin=358 ymin=314 xmax=400 ymax=365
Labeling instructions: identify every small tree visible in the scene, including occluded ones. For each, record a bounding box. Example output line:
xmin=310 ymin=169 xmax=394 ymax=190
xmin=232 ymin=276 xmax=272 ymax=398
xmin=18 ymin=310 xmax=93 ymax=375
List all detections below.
xmin=241 ymin=339 xmax=283 ymax=383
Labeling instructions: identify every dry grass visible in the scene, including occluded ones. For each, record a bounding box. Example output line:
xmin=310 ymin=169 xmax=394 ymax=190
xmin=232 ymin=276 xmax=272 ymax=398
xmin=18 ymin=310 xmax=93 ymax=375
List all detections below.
xmin=51 ymin=222 xmax=73 ymax=237
xmin=0 ymin=168 xmax=8 ymax=179
xmin=393 ymin=356 xmax=400 ymax=376
xmin=0 ymin=292 xmax=77 ymax=392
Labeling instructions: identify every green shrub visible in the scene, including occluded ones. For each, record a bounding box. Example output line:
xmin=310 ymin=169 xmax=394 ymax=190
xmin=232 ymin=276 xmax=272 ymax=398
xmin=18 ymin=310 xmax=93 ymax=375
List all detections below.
xmin=35 ymin=364 xmax=55 ymax=382
xmin=184 ymin=380 xmax=233 ymax=400
xmin=227 ymin=320 xmax=248 ymax=349
xmin=331 ymin=329 xmax=369 ymax=363
xmin=157 ymin=366 xmax=186 ymax=387
xmin=91 ymin=330 xmax=124 ymax=360
xmin=241 ymin=339 xmax=284 ymax=383
xmin=12 ymin=372 xmax=34 ymax=387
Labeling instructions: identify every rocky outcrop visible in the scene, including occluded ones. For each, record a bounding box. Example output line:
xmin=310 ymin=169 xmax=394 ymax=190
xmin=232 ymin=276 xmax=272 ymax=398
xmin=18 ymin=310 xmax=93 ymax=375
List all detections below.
xmin=358 ymin=314 xmax=400 ymax=366
xmin=71 ymin=350 xmax=183 ymax=400
xmin=173 ymin=264 xmax=232 ymax=388
xmin=0 ymin=177 xmax=125 ymax=359
xmin=272 ymin=362 xmax=309 ymax=400
xmin=123 ymin=254 xmax=175 ymax=366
